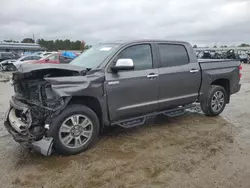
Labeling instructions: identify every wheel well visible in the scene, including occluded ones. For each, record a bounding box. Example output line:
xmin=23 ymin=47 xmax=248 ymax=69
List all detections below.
xmin=69 ymin=96 xmax=103 ymax=127
xmin=211 ymin=79 xmax=230 ymax=102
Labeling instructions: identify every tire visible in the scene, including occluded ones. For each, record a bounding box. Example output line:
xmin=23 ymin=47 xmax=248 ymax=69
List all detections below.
xmin=200 ymin=85 xmax=227 ymax=117
xmin=47 ymin=104 xmax=100 ymax=155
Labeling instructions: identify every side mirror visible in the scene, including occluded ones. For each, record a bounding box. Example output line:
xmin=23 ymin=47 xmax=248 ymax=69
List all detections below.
xmin=111 ymin=59 xmax=134 ymax=72
xmin=45 ymin=59 xmax=49 ymax=62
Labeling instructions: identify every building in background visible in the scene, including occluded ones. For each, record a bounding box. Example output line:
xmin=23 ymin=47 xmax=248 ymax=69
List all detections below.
xmin=0 ymin=42 xmax=45 ymax=55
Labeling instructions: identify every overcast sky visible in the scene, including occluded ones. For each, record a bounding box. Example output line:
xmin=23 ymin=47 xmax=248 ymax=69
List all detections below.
xmin=0 ymin=0 xmax=250 ymax=46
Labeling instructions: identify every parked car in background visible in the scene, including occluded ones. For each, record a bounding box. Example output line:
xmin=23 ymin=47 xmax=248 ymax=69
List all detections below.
xmin=14 ymin=55 xmax=42 ymax=69
xmin=0 ymin=52 xmax=20 ymax=62
xmin=17 ymin=55 xmax=42 ymax=62
xmin=0 ymin=59 xmax=17 ymax=71
xmin=30 ymin=53 xmax=74 ymax=64
xmin=0 ymin=55 xmax=42 ymax=71
xmin=239 ymin=54 xmax=250 ymax=64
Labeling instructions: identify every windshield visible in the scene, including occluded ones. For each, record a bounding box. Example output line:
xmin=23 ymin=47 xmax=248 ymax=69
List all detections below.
xmin=70 ymin=44 xmax=119 ymax=69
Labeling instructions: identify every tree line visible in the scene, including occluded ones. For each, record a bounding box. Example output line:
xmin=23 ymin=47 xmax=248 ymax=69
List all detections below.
xmin=36 ymin=39 xmax=91 ymax=51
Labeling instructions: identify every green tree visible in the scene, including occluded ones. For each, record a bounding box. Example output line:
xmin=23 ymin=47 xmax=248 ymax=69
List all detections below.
xmin=238 ymin=43 xmax=250 ymax=47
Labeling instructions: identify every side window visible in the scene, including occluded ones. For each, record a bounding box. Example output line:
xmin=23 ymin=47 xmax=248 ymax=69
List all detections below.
xmin=33 ymin=56 xmax=41 ymax=60
xmin=48 ymin=54 xmax=58 ymax=60
xmin=158 ymin=44 xmax=189 ymax=67
xmin=117 ymin=44 xmax=153 ymax=70
xmin=22 ymin=57 xmax=30 ymax=61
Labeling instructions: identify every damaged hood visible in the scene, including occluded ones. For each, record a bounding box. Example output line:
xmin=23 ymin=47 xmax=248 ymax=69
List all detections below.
xmin=44 ymin=68 xmax=105 ymax=97
xmin=17 ymin=63 xmax=86 ymax=73
xmin=12 ymin=63 xmax=105 ymax=99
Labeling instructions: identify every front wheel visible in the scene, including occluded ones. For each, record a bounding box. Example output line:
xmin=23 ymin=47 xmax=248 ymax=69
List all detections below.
xmin=200 ymin=85 xmax=227 ymax=116
xmin=47 ymin=104 xmax=100 ymax=155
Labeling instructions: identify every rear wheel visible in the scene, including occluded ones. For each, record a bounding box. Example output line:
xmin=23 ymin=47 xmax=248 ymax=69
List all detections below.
xmin=201 ymin=85 xmax=227 ymax=116
xmin=48 ymin=104 xmax=100 ymax=155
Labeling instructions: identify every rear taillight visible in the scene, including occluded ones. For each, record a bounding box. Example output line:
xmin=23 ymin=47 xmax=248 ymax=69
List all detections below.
xmin=239 ymin=64 xmax=242 ymax=78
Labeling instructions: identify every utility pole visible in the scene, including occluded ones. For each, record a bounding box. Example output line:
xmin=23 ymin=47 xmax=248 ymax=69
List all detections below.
xmin=32 ymin=34 xmax=35 ymax=43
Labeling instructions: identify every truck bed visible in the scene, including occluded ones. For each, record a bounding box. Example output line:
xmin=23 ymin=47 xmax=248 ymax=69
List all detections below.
xmin=198 ymin=59 xmax=241 ymax=102
xmin=199 ymin=59 xmax=241 ymax=70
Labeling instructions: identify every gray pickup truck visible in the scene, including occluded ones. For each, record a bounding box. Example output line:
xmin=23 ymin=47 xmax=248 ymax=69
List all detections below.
xmin=4 ymin=40 xmax=241 ymax=156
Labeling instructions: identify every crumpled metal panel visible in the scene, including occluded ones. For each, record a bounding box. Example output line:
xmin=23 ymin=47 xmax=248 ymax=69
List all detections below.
xmin=45 ymin=69 xmax=105 ymax=98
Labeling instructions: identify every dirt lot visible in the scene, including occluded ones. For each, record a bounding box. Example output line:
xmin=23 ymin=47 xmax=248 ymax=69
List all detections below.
xmin=0 ymin=64 xmax=250 ymax=188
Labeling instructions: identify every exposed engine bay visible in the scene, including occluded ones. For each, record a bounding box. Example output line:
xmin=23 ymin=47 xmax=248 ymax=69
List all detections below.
xmin=4 ymin=64 xmax=90 ymax=155
xmin=9 ymin=69 xmax=77 ymax=140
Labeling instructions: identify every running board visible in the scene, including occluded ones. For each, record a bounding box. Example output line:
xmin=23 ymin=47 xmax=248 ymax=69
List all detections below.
xmin=164 ymin=109 xmax=185 ymax=117
xmin=112 ymin=104 xmax=196 ymax=128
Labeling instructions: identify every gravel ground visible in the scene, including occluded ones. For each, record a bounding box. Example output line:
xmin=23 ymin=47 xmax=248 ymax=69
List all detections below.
xmin=0 ymin=64 xmax=250 ymax=188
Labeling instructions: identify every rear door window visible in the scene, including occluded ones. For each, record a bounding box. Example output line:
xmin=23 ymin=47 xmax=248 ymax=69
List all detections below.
xmin=158 ymin=44 xmax=189 ymax=67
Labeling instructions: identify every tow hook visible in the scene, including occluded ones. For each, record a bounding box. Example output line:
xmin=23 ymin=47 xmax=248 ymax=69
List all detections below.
xmin=32 ymin=137 xmax=53 ymax=156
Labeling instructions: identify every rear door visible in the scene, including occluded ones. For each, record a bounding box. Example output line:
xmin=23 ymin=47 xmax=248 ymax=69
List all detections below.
xmin=105 ymin=44 xmax=159 ymax=122
xmin=157 ymin=43 xmax=201 ymax=110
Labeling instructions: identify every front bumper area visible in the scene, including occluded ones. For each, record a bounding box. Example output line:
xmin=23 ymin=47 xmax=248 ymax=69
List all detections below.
xmin=4 ymin=98 xmax=54 ymax=156
xmin=4 ymin=120 xmax=32 ymax=143
xmin=4 ymin=98 xmax=32 ymax=143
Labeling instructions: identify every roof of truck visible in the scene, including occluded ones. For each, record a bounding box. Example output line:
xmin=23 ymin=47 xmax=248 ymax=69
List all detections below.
xmin=99 ymin=39 xmax=189 ymax=45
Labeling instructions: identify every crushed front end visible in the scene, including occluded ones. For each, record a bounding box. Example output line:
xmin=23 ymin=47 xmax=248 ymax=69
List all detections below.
xmin=4 ymin=64 xmax=83 ymax=156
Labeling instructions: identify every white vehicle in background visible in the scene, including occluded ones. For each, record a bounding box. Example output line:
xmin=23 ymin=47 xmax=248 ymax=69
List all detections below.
xmin=0 ymin=55 xmax=42 ymax=71
xmin=14 ymin=55 xmax=42 ymax=69
xmin=0 ymin=59 xmax=17 ymax=71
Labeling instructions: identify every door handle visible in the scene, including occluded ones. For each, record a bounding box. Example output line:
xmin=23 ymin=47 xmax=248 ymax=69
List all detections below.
xmin=190 ymin=69 xmax=199 ymax=73
xmin=147 ymin=74 xmax=158 ymax=78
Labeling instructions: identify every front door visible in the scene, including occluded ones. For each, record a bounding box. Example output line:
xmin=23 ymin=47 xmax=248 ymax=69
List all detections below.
xmin=105 ymin=44 xmax=159 ymax=122
xmin=157 ymin=43 xmax=201 ymax=110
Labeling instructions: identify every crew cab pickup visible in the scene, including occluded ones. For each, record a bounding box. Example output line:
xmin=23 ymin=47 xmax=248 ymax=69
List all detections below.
xmin=4 ymin=40 xmax=241 ymax=156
